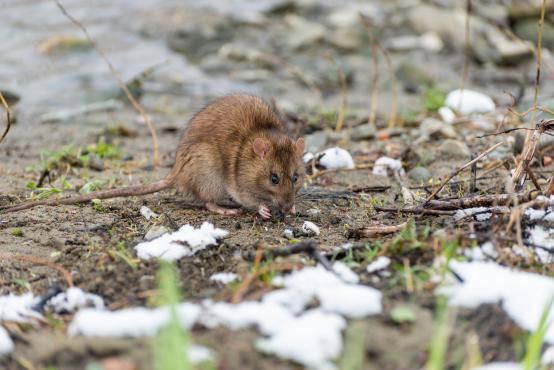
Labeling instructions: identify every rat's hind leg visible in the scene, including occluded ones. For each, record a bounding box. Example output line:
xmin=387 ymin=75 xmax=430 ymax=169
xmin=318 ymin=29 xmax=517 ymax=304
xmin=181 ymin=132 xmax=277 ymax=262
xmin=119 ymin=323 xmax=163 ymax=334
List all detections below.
xmin=206 ymin=202 xmax=243 ymax=216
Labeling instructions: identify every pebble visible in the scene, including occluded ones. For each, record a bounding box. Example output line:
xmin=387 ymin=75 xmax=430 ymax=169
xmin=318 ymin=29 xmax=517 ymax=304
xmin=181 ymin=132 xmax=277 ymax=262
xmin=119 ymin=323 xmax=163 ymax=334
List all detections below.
xmin=408 ymin=167 xmax=432 ymax=182
xmin=419 ymin=118 xmax=457 ymax=139
xmin=304 ymin=131 xmax=328 ymax=152
xmin=144 ymin=225 xmax=170 ymax=241
xmin=351 ymin=123 xmax=377 ymax=141
xmin=438 ymin=139 xmax=471 ymax=159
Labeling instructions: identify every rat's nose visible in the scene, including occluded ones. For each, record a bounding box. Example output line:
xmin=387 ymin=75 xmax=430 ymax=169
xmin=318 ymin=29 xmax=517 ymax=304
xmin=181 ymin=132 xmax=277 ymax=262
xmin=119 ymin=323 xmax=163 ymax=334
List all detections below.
xmin=278 ymin=200 xmax=294 ymax=213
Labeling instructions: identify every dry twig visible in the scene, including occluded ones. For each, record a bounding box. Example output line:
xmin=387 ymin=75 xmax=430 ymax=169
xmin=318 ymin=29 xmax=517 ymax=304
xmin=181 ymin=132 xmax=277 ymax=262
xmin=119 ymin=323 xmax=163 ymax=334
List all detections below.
xmin=512 ymin=119 xmax=554 ymax=190
xmin=55 ymin=0 xmax=160 ymax=168
xmin=347 ymin=221 xmax=408 ymax=239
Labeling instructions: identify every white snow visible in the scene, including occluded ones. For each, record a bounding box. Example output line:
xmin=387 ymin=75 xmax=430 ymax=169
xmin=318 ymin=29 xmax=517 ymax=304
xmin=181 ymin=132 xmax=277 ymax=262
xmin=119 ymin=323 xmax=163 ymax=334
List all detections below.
xmin=0 ymin=293 xmax=41 ymax=322
xmin=187 ymin=345 xmax=214 ymax=364
xmin=275 ymin=264 xmax=382 ymax=318
xmin=438 ymin=106 xmax=456 ymax=124
xmin=302 ymin=221 xmax=321 ymax=236
xmin=48 ymin=287 xmax=104 ymax=313
xmin=441 ymin=261 xmax=554 ymax=343
xmin=332 ymin=261 xmax=359 ymax=283
xmin=303 ymin=152 xmax=315 ymax=163
xmin=135 ymin=222 xmax=228 ymax=261
xmin=464 ymin=242 xmax=498 ymax=261
xmin=67 ymin=263 xmax=382 ymax=370
xmin=526 ymin=208 xmax=554 ymax=222
xmin=366 ymin=256 xmax=391 ymax=273
xmin=318 ymin=147 xmax=355 ymax=169
xmin=470 ymin=364 xmax=521 ymax=370
xmin=68 ymin=303 xmax=202 ymax=337
xmin=209 ymin=272 xmax=240 ymax=284
xmin=372 ymin=156 xmax=405 ymax=177
xmin=454 ymin=207 xmax=491 ymax=221
xmin=543 ymin=346 xmax=554 ymax=364
xmin=526 ymin=225 xmax=554 ymax=263
xmin=140 ymin=206 xmax=158 ymax=220
xmin=445 ymin=89 xmax=496 ymax=115
xmin=0 ymin=327 xmax=13 ymax=356
xmin=256 ymin=309 xmax=346 ymax=370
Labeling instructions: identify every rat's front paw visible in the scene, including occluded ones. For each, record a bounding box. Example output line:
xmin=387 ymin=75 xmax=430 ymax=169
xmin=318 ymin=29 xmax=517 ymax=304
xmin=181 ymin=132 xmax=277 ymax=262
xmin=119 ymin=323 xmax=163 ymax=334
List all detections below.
xmin=258 ymin=204 xmax=271 ymax=219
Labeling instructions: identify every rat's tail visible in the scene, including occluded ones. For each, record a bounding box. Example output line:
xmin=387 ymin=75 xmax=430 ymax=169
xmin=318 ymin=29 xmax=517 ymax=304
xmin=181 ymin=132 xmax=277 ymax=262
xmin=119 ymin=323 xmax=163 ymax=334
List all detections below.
xmin=1 ymin=177 xmax=173 ymax=213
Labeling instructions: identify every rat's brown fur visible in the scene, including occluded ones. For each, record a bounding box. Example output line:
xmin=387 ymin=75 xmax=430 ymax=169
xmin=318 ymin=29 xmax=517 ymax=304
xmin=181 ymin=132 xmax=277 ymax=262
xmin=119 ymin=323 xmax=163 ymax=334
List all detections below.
xmin=2 ymin=94 xmax=305 ymax=217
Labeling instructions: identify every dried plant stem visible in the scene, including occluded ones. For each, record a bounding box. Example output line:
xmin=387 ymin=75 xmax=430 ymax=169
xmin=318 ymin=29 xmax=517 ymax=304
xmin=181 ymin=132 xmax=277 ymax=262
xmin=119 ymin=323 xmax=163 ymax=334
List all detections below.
xmin=512 ymin=119 xmax=554 ymax=190
xmin=367 ymin=26 xmax=379 ymax=127
xmin=0 ymin=92 xmax=11 ymax=145
xmin=360 ymin=15 xmax=398 ymax=128
xmin=325 ymin=54 xmax=348 ymax=132
xmin=427 ymin=191 xmax=539 ymax=210
xmin=55 ymin=0 xmax=160 ymax=168
xmin=459 ymin=0 xmax=472 ymax=106
xmin=523 ymin=0 xmax=546 ymax=147
xmin=2 ymin=254 xmax=74 ymax=287
xmin=426 ymin=142 xmax=504 ymax=202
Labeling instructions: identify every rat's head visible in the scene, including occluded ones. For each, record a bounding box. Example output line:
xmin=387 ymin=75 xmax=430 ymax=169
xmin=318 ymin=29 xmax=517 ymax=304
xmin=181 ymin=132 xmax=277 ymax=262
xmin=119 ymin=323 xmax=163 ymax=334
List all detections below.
xmin=243 ymin=134 xmax=305 ymax=213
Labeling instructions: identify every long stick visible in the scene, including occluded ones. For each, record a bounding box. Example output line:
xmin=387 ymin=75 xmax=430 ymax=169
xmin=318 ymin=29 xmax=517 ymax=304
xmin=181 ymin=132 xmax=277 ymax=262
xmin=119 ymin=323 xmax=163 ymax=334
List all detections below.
xmin=55 ymin=0 xmax=160 ymax=168
xmin=426 ymin=142 xmax=504 ymax=202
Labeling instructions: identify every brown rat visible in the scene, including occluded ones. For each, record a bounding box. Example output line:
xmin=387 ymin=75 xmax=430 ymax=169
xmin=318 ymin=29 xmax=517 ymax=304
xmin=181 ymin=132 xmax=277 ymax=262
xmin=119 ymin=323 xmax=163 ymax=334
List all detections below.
xmin=2 ymin=94 xmax=306 ymax=218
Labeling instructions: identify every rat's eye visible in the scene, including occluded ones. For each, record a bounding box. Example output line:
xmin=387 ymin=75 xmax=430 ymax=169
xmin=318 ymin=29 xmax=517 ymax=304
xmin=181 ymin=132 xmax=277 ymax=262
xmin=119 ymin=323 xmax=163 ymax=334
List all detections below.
xmin=292 ymin=174 xmax=298 ymax=183
xmin=271 ymin=173 xmax=280 ymax=185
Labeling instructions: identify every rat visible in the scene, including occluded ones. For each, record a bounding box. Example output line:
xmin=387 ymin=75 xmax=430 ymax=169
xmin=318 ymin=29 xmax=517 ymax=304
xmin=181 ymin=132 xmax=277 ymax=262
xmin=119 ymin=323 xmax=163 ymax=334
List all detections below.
xmin=2 ymin=93 xmax=306 ymax=219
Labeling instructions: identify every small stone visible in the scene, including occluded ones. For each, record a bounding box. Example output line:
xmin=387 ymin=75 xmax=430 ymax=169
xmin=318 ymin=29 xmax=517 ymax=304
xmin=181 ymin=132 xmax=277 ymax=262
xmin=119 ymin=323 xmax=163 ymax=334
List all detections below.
xmin=396 ymin=62 xmax=434 ymax=93
xmin=408 ymin=167 xmax=432 ymax=182
xmin=438 ymin=139 xmax=471 ymax=159
xmin=351 ymin=123 xmax=377 ymax=141
xmin=87 ymin=154 xmax=105 ymax=171
xmin=445 ymin=89 xmax=496 ymax=115
xmin=419 ymin=118 xmax=457 ymax=139
xmin=284 ymin=14 xmax=325 ymax=49
xmin=514 ymin=19 xmax=554 ymax=49
xmin=304 ymin=131 xmax=328 ymax=152
xmin=144 ymin=225 xmax=170 ymax=241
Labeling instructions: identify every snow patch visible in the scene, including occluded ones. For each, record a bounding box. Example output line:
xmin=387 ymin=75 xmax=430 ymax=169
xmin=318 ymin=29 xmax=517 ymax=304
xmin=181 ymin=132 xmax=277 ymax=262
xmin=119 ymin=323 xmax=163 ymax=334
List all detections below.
xmin=0 ymin=327 xmax=13 ymax=356
xmin=438 ymin=106 xmax=456 ymax=124
xmin=187 ymin=345 xmax=214 ymax=364
xmin=366 ymin=256 xmax=391 ymax=273
xmin=256 ymin=309 xmax=346 ymax=370
xmin=441 ymin=261 xmax=554 ymax=343
xmin=210 ymin=272 xmax=240 ymax=284
xmin=68 ymin=303 xmax=202 ymax=337
xmin=0 ymin=293 xmax=41 ymax=322
xmin=526 ymin=225 xmax=554 ymax=263
xmin=318 ymin=147 xmax=355 ymax=169
xmin=372 ymin=157 xmax=405 ymax=177
xmin=445 ymin=89 xmax=496 ymax=115
xmin=140 ymin=206 xmax=158 ymax=220
xmin=526 ymin=208 xmax=554 ymax=222
xmin=470 ymin=364 xmax=521 ymax=370
xmin=464 ymin=242 xmax=498 ymax=261
xmin=135 ymin=222 xmax=228 ymax=261
xmin=302 ymin=221 xmax=320 ymax=236
xmin=48 ymin=287 xmax=104 ymax=313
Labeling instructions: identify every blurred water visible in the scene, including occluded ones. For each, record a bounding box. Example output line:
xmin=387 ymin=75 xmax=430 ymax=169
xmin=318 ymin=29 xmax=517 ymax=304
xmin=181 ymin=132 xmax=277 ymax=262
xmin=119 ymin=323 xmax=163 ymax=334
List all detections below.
xmin=0 ymin=0 xmax=254 ymax=118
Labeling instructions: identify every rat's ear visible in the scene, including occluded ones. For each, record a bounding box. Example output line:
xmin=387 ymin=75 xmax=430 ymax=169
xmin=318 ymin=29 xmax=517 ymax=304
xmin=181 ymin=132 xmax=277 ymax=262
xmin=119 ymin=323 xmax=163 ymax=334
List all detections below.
xmin=295 ymin=138 xmax=305 ymax=154
xmin=253 ymin=138 xmax=270 ymax=160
